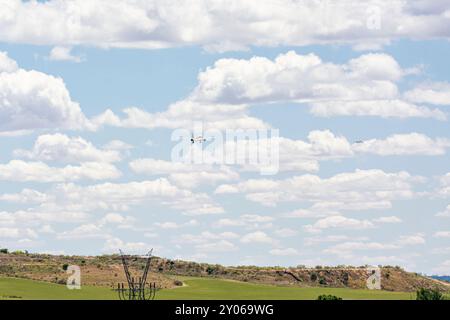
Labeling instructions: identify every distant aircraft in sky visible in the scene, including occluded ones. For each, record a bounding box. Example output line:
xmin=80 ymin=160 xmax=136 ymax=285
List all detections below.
xmin=191 ymin=134 xmax=207 ymax=144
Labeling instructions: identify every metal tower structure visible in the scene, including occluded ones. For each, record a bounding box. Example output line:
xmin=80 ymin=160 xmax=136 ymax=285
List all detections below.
xmin=114 ymin=249 xmax=158 ymax=300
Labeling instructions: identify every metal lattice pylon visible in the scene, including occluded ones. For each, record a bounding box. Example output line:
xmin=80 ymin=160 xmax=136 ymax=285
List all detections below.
xmin=114 ymin=249 xmax=158 ymax=300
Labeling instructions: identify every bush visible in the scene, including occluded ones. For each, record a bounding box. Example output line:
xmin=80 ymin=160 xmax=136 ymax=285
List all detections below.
xmin=317 ymin=295 xmax=343 ymax=300
xmin=174 ymin=280 xmax=183 ymax=286
xmin=416 ymin=288 xmax=444 ymax=300
xmin=342 ymin=273 xmax=349 ymax=285
xmin=0 ymin=248 xmax=8 ymax=254
xmin=62 ymin=264 xmax=69 ymax=271
xmin=206 ymin=266 xmax=216 ymax=275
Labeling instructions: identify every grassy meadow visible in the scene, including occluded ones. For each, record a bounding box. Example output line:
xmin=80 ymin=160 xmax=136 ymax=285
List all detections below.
xmin=0 ymin=276 xmax=416 ymax=300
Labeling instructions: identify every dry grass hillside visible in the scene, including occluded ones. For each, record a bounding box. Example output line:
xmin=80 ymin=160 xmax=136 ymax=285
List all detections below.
xmin=1 ymin=251 xmax=448 ymax=293
xmin=0 ymin=252 xmax=176 ymax=289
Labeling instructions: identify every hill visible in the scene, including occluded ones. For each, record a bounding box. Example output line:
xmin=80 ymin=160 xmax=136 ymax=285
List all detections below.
xmin=1 ymin=251 xmax=449 ymax=294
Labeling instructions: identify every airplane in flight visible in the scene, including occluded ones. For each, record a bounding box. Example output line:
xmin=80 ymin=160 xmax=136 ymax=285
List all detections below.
xmin=191 ymin=134 xmax=207 ymax=144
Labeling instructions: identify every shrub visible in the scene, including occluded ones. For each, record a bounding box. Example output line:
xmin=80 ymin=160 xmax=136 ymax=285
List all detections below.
xmin=416 ymin=288 xmax=444 ymax=300
xmin=317 ymin=295 xmax=343 ymax=300
xmin=62 ymin=264 xmax=69 ymax=271
xmin=0 ymin=248 xmax=8 ymax=254
xmin=174 ymin=280 xmax=183 ymax=286
xmin=342 ymin=273 xmax=349 ymax=285
xmin=206 ymin=266 xmax=216 ymax=275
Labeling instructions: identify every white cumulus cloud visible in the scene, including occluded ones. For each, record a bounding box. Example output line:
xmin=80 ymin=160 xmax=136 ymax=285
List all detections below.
xmin=48 ymin=46 xmax=83 ymax=63
xmin=0 ymin=160 xmax=121 ymax=182
xmin=2 ymin=1 xmax=450 ymax=51
xmin=14 ymin=134 xmax=123 ymax=163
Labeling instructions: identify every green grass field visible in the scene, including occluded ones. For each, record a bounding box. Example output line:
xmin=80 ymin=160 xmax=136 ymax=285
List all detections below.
xmin=0 ymin=277 xmax=416 ymax=300
xmin=0 ymin=277 xmax=117 ymax=300
xmin=158 ymin=277 xmax=414 ymax=300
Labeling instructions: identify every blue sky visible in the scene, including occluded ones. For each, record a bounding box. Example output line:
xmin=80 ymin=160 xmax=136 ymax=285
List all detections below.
xmin=0 ymin=0 xmax=450 ymax=275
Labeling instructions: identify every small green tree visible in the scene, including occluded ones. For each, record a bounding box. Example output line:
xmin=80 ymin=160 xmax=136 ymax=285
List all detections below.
xmin=0 ymin=248 xmax=8 ymax=254
xmin=62 ymin=263 xmax=69 ymax=271
xmin=317 ymin=294 xmax=343 ymax=300
xmin=206 ymin=266 xmax=216 ymax=275
xmin=416 ymin=288 xmax=444 ymax=300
